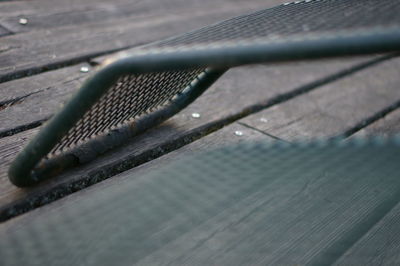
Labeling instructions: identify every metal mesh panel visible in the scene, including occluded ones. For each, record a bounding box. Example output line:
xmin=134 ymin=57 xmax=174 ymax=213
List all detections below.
xmin=51 ymin=69 xmax=204 ymax=155
xmin=2 ymin=139 xmax=400 ymax=265
xmin=141 ymin=0 xmax=400 ymax=51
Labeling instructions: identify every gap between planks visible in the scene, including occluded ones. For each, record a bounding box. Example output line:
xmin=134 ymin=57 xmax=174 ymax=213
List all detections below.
xmin=0 ymin=54 xmax=398 ymax=222
xmin=0 ymin=54 xmax=392 ymax=137
xmin=1 ymin=108 xmax=400 ymax=265
xmin=0 ymin=0 xmax=286 ymax=84
xmin=238 ymin=55 xmax=400 ymax=141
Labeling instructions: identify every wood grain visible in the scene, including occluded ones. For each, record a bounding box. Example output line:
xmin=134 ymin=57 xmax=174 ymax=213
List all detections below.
xmin=0 ymin=56 xmax=385 ymax=221
xmin=0 ymin=63 xmax=88 ymax=137
xmin=0 ymin=122 xmax=270 ymax=225
xmin=0 ymin=56 xmax=379 ymax=136
xmin=1 ymin=128 xmax=399 ymax=265
xmin=335 ymin=202 xmax=400 ymax=265
xmin=0 ymin=0 xmax=147 ymax=33
xmin=354 ymin=108 xmax=400 ymax=138
xmin=0 ymin=57 xmax=388 ymax=219
xmin=239 ymin=56 xmax=400 ymax=141
xmin=1 ymin=1 xmax=400 ymax=263
xmin=0 ymin=0 xmax=285 ymax=83
xmin=0 ymin=0 xmax=279 ymax=33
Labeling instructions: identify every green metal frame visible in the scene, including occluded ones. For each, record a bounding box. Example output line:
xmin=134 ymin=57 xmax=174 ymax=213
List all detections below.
xmin=8 ymin=28 xmax=400 ymax=187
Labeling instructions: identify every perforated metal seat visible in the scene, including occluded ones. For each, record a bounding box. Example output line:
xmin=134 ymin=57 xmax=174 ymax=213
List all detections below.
xmin=9 ymin=0 xmax=400 ymax=186
xmin=3 ymin=138 xmax=400 ymax=265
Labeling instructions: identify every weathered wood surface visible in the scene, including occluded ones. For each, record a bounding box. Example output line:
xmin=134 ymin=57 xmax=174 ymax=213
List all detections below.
xmin=354 ymin=108 xmax=400 ymax=138
xmin=0 ymin=56 xmax=389 ymax=221
xmin=0 ymin=0 xmax=279 ymax=33
xmin=7 ymin=56 xmax=397 ymax=228
xmin=0 ymin=63 xmax=88 ymax=137
xmin=1 ymin=0 xmax=400 ymax=263
xmin=0 ymin=0 xmax=283 ymax=83
xmin=1 ymin=123 xmax=400 ymax=265
xmin=0 ymin=56 xmax=379 ymax=136
xmin=238 ymin=55 xmax=400 ymax=141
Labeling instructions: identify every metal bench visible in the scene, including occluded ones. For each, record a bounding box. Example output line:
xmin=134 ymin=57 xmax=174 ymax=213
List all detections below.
xmin=9 ymin=0 xmax=400 ymax=186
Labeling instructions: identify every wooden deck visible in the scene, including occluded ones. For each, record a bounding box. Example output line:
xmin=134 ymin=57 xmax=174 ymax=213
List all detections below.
xmin=1 ymin=0 xmax=400 ymax=264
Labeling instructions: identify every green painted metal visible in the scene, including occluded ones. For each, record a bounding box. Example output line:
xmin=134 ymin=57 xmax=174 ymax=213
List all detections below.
xmin=8 ymin=0 xmax=400 ymax=187
xmin=8 ymin=67 xmax=227 ymax=186
xmin=3 ymin=138 xmax=400 ymax=264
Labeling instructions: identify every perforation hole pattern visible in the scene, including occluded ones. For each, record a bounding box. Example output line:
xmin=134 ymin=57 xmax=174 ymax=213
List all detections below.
xmin=144 ymin=0 xmax=400 ymax=50
xmin=51 ymin=69 xmax=204 ymax=155
xmin=3 ymin=139 xmax=400 ymax=265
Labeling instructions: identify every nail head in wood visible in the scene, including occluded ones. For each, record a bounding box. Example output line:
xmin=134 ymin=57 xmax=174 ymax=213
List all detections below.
xmin=80 ymin=66 xmax=90 ymax=73
xmin=19 ymin=18 xmax=28 ymax=25
xmin=234 ymin=130 xmax=243 ymax=136
xmin=191 ymin=113 xmax=201 ymax=118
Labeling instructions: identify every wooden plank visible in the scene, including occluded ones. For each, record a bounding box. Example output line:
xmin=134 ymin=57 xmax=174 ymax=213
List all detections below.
xmin=238 ymin=56 xmax=400 ymax=141
xmin=125 ymin=123 xmax=278 ymax=171
xmin=0 ymin=0 xmax=271 ymax=19
xmin=0 ymin=55 xmax=390 ymax=221
xmin=0 ymin=1 xmax=149 ymax=33
xmin=0 ymin=2 xmax=399 ymax=262
xmin=70 ymin=123 xmax=281 ymax=200
xmin=0 ymin=123 xmax=271 ymax=223
xmin=125 ymin=123 xmax=276 ymax=176
xmin=335 ymin=202 xmax=400 ymax=265
xmin=0 ymin=56 xmax=379 ymax=136
xmin=0 ymin=0 xmax=285 ymax=83
xmin=0 ymin=0 xmax=171 ymax=19
xmin=353 ymin=108 xmax=400 ymax=138
xmin=1 ymin=128 xmax=400 ymax=265
xmin=0 ymin=0 xmax=274 ymax=33
xmin=0 ymin=63 xmax=88 ymax=137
